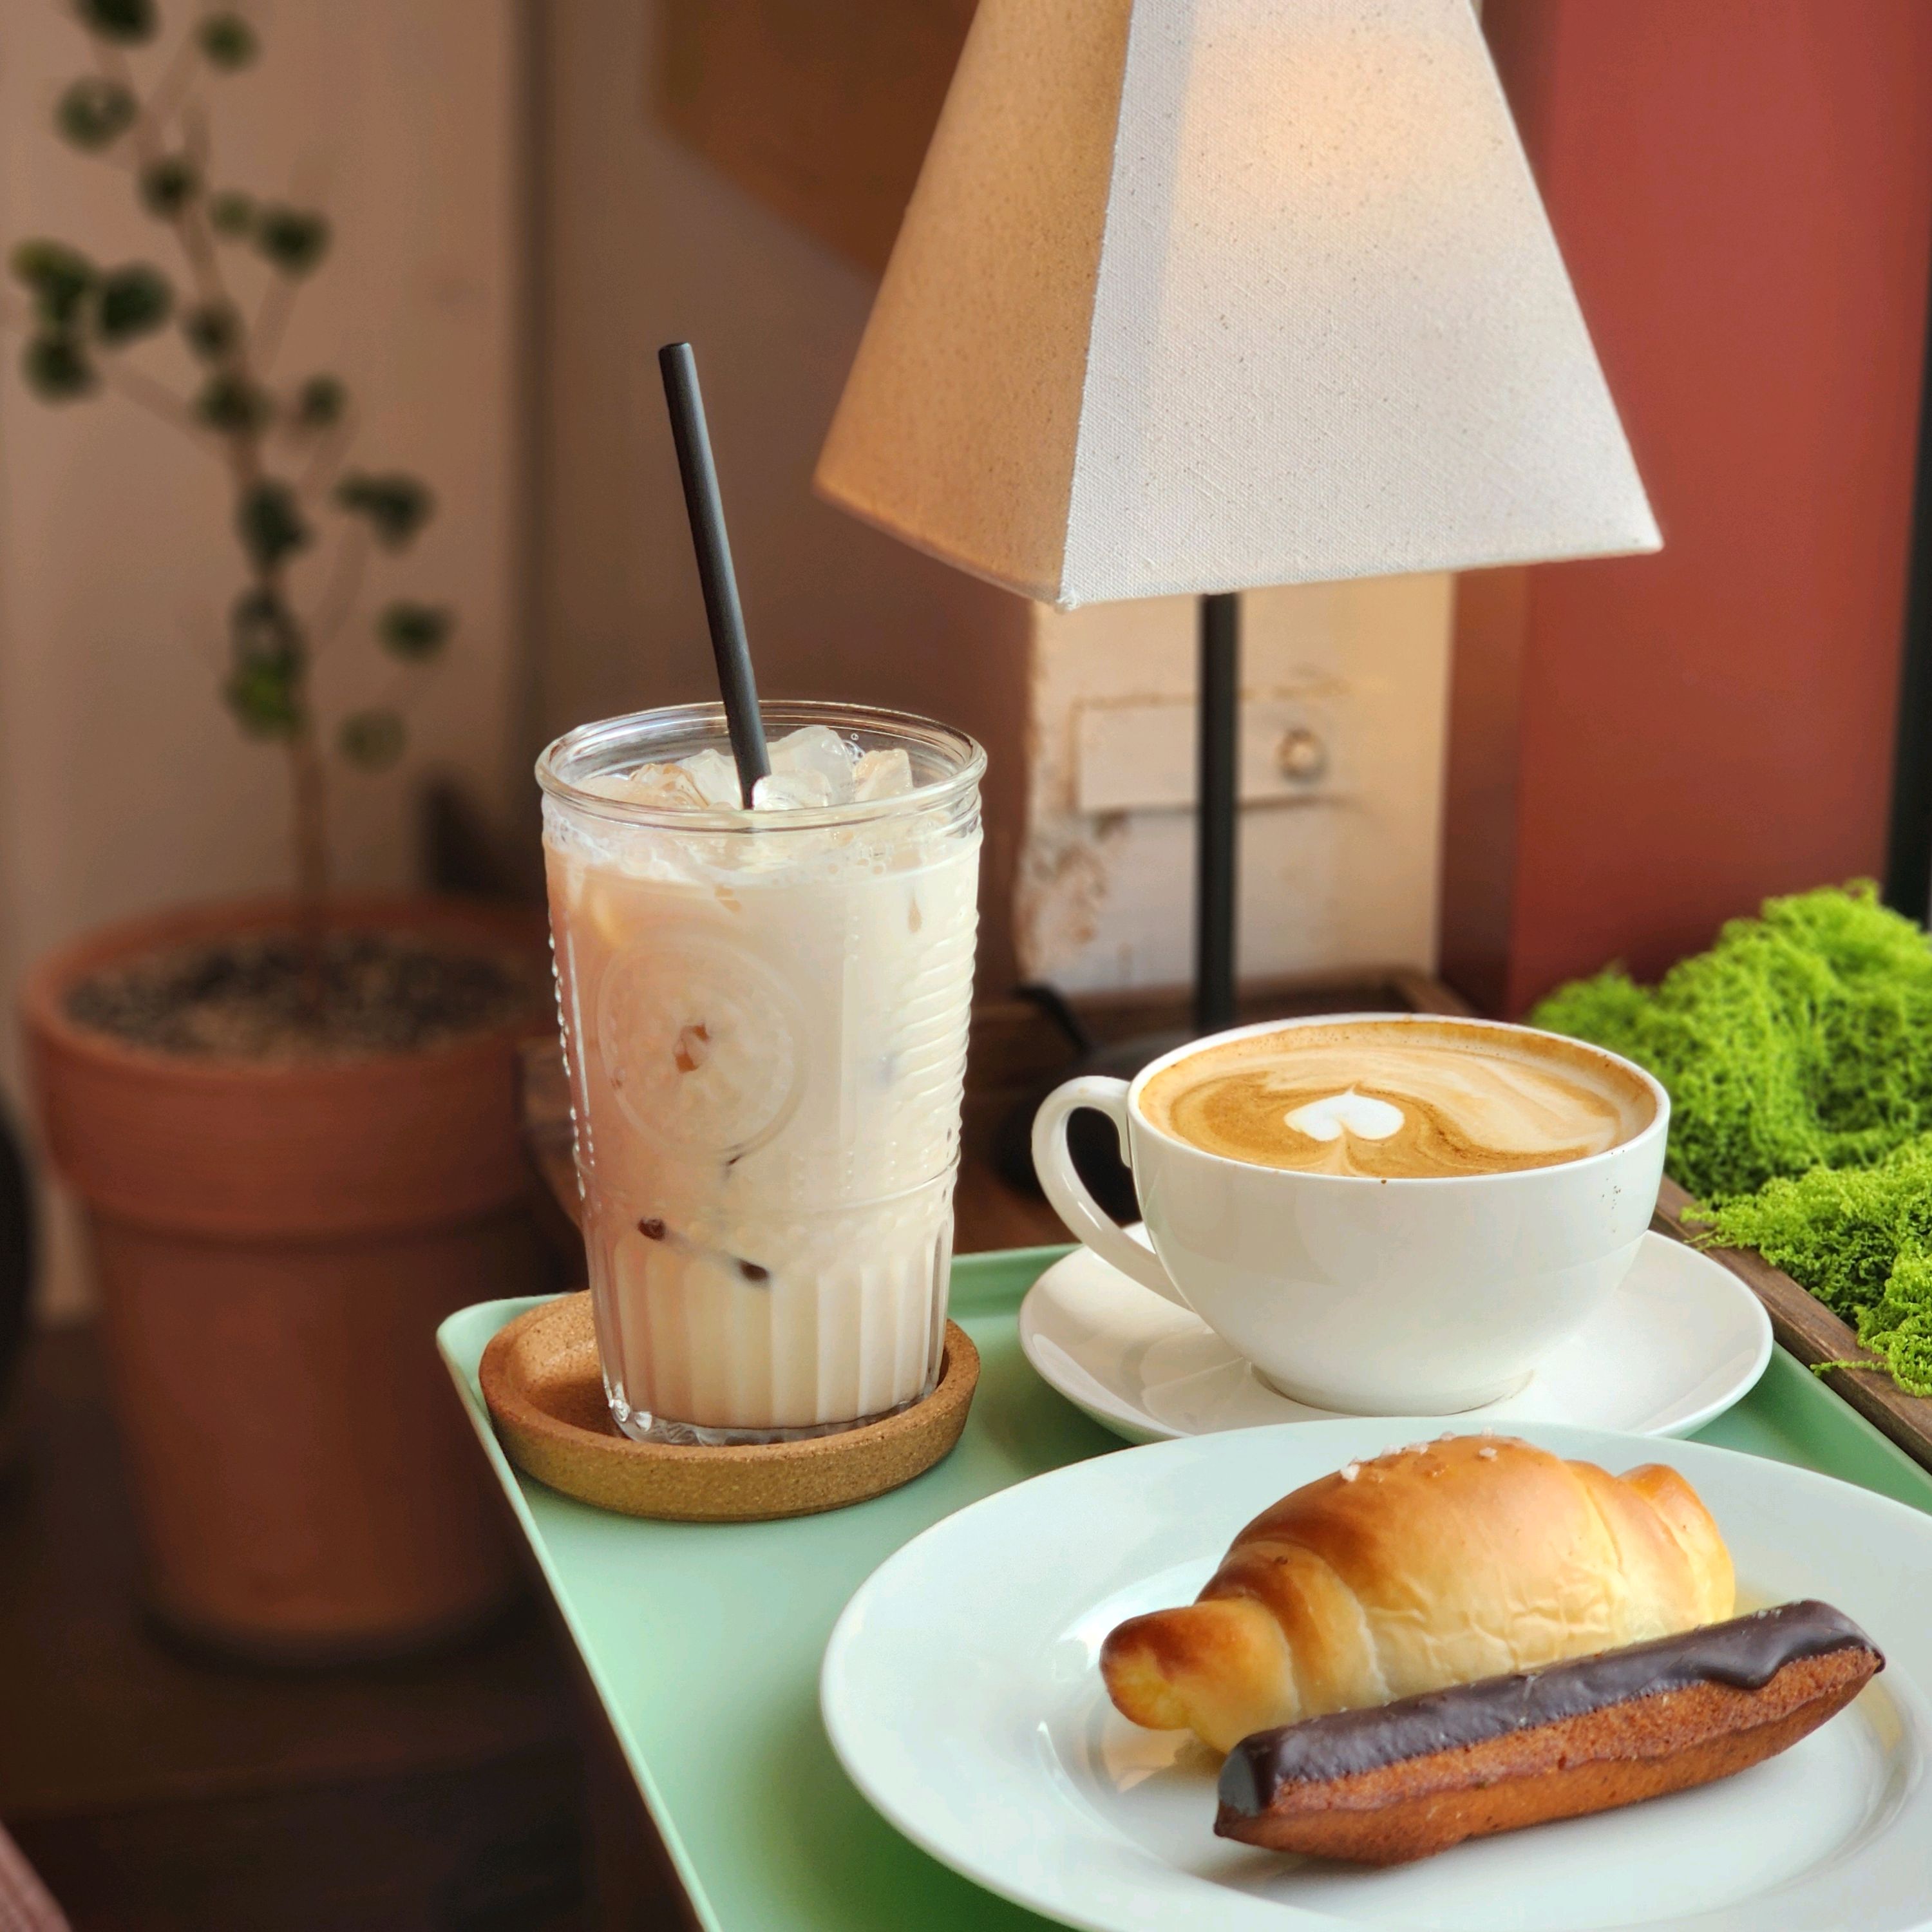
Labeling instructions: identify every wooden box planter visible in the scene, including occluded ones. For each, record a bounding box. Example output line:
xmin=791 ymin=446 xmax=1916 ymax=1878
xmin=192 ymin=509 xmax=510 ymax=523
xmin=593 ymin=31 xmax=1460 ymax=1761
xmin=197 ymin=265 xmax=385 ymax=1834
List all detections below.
xmin=1653 ymin=1179 xmax=1932 ymax=1477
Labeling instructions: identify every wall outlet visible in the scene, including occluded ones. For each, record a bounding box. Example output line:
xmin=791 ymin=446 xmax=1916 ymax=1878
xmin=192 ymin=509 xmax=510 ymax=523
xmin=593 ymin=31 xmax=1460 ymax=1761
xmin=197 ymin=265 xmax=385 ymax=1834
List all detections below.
xmin=1074 ymin=693 xmax=1342 ymax=814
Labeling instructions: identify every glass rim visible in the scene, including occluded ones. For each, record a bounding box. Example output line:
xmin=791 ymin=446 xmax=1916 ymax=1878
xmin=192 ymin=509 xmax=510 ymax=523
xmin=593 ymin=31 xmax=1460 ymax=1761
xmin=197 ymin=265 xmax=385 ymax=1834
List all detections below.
xmin=535 ymin=699 xmax=987 ymax=833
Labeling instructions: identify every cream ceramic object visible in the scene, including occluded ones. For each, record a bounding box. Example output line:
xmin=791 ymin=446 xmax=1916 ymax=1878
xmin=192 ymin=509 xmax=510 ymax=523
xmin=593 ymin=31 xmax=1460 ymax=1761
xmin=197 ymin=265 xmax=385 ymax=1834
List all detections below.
xmin=1032 ymin=1014 xmax=1670 ymax=1414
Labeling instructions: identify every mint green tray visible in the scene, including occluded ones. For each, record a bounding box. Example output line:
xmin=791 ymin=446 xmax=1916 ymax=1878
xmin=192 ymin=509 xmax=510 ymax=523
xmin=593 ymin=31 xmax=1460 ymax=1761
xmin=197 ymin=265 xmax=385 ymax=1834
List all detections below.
xmin=439 ymin=1247 xmax=1932 ymax=1932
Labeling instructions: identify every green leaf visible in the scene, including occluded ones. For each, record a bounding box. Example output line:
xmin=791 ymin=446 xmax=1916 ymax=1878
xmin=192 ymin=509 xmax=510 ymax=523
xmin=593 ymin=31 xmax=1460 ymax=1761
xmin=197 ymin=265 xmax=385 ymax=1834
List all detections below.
xmin=95 ymin=264 xmax=172 ymax=343
xmin=293 ymin=373 xmax=346 ymax=428
xmin=10 ymin=240 xmax=94 ymax=328
xmin=55 ymin=77 xmax=137 ymax=150
xmin=207 ymin=190 xmax=254 ymax=238
xmin=236 ymin=479 xmax=310 ymax=571
xmin=377 ymin=601 xmax=453 ymax=663
xmin=21 ymin=334 xmax=95 ymax=401
xmin=253 ymin=205 xmax=329 ymax=276
xmin=181 ymin=299 xmax=239 ymax=361
xmin=77 ymin=0 xmax=156 ymax=44
xmin=195 ymin=372 xmax=272 ymax=433
xmin=223 ymin=658 xmax=303 ymax=739
xmin=196 ymin=10 xmax=257 ymax=68
xmin=334 ymin=470 xmax=433 ymax=550
xmin=229 ymin=586 xmax=304 ymax=670
xmin=139 ymin=156 xmax=200 ymax=219
xmin=337 ymin=708 xmax=406 ymax=772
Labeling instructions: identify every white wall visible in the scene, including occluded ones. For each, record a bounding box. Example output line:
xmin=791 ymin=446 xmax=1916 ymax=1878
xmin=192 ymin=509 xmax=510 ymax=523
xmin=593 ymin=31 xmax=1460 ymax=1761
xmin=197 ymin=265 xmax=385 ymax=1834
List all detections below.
xmin=0 ymin=0 xmax=526 ymax=1316
xmin=1019 ymin=578 xmax=1452 ymax=990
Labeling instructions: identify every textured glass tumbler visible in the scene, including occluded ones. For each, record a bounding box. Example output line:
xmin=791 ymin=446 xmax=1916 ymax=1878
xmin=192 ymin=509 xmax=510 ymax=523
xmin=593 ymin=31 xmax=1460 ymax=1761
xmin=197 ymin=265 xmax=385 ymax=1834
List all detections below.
xmin=537 ymin=703 xmax=984 ymax=1445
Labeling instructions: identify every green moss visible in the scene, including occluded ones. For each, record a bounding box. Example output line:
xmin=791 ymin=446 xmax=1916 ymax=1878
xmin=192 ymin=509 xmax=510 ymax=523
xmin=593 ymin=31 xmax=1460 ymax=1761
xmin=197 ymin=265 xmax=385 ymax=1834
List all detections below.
xmin=1701 ymin=1144 xmax=1932 ymax=1396
xmin=1530 ymin=882 xmax=1932 ymax=1390
xmin=1865 ymin=1249 xmax=1932 ymax=1397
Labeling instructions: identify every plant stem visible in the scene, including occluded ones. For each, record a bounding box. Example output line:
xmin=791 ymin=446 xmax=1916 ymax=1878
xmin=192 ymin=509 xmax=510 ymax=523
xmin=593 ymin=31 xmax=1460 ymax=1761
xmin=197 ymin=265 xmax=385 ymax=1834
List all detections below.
xmin=297 ymin=399 xmax=358 ymax=500
xmin=305 ymin=522 xmax=370 ymax=651
xmin=93 ymin=26 xmax=334 ymax=981
xmin=90 ymin=39 xmax=160 ymax=172
xmin=143 ymin=33 xmax=201 ymax=135
xmin=99 ymin=361 xmax=213 ymax=446
xmin=252 ymin=271 xmax=298 ymax=375
xmin=289 ymin=719 xmax=331 ymax=1009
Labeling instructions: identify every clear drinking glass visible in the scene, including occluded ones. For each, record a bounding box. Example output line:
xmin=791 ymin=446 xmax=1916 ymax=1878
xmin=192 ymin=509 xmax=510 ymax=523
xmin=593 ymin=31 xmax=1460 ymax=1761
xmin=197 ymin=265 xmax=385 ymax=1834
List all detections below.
xmin=536 ymin=702 xmax=985 ymax=1444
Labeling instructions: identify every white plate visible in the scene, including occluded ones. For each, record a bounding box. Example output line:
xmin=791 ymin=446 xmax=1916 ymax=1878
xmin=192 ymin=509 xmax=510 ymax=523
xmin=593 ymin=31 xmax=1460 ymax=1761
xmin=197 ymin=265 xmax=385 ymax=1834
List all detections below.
xmin=1020 ymin=1229 xmax=1771 ymax=1443
xmin=823 ymin=1421 xmax=1932 ymax=1932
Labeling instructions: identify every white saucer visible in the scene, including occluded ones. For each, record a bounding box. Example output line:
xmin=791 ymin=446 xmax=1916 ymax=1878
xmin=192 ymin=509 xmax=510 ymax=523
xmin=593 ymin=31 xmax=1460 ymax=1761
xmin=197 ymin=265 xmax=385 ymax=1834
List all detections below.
xmin=1019 ymin=1229 xmax=1771 ymax=1442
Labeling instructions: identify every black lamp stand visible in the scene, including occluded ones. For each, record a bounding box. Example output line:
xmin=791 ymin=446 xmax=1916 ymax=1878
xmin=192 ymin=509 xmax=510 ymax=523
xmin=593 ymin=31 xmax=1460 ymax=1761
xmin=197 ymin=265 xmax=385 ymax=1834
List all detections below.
xmin=1194 ymin=590 xmax=1240 ymax=1033
xmin=995 ymin=591 xmax=1242 ymax=1213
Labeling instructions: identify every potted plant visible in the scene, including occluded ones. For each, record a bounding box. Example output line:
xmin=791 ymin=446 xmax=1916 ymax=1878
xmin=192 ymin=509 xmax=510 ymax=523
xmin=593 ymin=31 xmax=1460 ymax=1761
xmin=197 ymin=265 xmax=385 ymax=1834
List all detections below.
xmin=14 ymin=0 xmax=544 ymax=1660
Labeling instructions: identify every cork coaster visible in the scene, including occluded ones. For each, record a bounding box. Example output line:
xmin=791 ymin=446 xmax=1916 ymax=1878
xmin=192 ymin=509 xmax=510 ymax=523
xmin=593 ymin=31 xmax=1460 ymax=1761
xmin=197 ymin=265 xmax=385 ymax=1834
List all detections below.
xmin=480 ymin=1293 xmax=980 ymax=1522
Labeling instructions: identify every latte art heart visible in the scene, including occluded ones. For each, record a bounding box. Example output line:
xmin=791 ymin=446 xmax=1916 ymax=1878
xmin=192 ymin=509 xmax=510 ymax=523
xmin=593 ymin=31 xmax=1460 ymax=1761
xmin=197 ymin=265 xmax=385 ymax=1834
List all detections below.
xmin=1283 ymin=1088 xmax=1405 ymax=1144
xmin=1142 ymin=1021 xmax=1655 ymax=1179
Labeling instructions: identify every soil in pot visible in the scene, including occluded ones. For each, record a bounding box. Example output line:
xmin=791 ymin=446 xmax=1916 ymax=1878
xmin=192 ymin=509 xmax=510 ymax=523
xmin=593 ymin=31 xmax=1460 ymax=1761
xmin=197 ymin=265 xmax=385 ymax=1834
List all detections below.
xmin=66 ymin=928 xmax=536 ymax=1060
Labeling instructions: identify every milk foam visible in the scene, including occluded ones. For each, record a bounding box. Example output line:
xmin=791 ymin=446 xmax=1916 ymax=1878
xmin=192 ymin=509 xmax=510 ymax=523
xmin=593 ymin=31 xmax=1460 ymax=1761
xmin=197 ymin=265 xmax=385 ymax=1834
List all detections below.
xmin=1143 ymin=1021 xmax=1653 ymax=1179
xmin=1283 ymin=1088 xmax=1405 ymax=1144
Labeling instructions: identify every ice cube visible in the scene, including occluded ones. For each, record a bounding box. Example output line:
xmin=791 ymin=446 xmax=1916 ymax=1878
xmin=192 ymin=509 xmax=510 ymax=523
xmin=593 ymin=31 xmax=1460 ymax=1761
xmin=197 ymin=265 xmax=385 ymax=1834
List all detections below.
xmin=852 ymin=747 xmax=913 ymax=802
xmin=679 ymin=746 xmax=744 ymax=807
xmin=574 ymin=771 xmax=640 ymax=801
xmin=768 ymin=725 xmax=857 ymax=804
xmin=752 ymin=768 xmax=837 ymax=811
xmin=620 ymin=761 xmax=707 ymax=811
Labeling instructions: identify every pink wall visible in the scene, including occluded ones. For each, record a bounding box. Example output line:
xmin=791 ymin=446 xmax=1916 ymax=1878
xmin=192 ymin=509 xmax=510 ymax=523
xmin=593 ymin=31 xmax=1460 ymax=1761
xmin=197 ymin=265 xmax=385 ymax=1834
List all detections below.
xmin=1443 ymin=0 xmax=1932 ymax=1013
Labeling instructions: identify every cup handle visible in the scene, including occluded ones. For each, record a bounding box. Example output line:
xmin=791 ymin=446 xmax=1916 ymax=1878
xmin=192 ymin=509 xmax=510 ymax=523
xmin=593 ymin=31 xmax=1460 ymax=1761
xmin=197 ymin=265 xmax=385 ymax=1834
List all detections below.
xmin=1031 ymin=1077 xmax=1191 ymax=1308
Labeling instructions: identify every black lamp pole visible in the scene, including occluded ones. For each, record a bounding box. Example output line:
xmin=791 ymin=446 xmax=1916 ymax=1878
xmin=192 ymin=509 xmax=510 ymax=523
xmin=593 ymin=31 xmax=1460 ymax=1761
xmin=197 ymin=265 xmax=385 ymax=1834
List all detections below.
xmin=1195 ymin=591 xmax=1240 ymax=1033
xmin=998 ymin=586 xmax=1245 ymax=1208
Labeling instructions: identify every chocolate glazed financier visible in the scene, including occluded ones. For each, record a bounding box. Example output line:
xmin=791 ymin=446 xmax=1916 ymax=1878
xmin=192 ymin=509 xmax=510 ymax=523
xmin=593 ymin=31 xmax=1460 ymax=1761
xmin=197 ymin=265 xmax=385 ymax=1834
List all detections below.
xmin=1215 ymin=1602 xmax=1884 ymax=1864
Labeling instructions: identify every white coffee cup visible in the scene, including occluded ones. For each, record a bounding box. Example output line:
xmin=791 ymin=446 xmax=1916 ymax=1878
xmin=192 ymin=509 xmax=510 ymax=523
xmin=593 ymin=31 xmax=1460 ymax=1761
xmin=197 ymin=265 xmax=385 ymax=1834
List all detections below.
xmin=1031 ymin=1014 xmax=1669 ymax=1415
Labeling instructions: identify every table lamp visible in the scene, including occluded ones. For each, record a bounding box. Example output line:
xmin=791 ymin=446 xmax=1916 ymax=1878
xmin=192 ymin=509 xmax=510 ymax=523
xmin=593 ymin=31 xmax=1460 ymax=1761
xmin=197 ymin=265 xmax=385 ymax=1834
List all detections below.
xmin=815 ymin=0 xmax=1658 ymax=1191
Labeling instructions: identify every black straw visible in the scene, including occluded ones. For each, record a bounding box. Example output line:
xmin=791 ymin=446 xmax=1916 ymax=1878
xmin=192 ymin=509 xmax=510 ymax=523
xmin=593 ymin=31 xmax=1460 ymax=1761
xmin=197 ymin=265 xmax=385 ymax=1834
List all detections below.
xmin=659 ymin=341 xmax=769 ymax=806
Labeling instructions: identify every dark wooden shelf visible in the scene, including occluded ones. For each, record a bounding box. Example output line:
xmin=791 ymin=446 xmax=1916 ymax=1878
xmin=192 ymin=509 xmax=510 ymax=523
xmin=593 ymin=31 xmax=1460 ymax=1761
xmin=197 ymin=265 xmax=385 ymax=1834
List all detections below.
xmin=0 ymin=1324 xmax=590 ymax=1930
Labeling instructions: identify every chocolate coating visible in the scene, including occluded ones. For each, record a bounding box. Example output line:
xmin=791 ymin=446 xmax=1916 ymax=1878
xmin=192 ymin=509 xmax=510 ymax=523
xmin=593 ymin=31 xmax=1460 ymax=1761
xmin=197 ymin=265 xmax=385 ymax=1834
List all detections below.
xmin=1219 ymin=1601 xmax=1879 ymax=1815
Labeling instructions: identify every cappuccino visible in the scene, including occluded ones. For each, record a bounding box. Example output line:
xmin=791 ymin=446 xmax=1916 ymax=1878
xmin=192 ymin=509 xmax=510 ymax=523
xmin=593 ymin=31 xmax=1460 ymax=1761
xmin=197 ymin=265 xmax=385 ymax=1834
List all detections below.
xmin=1141 ymin=1019 xmax=1653 ymax=1180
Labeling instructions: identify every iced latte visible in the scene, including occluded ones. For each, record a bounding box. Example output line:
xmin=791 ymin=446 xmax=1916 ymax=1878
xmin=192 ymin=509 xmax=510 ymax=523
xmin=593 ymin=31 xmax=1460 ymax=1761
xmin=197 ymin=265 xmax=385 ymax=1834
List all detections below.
xmin=537 ymin=703 xmax=983 ymax=1444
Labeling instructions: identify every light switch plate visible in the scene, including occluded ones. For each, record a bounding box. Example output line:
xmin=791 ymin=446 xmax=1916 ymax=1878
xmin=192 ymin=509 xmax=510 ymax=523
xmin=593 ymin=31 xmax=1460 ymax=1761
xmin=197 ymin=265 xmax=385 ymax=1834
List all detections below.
xmin=1074 ymin=694 xmax=1341 ymax=814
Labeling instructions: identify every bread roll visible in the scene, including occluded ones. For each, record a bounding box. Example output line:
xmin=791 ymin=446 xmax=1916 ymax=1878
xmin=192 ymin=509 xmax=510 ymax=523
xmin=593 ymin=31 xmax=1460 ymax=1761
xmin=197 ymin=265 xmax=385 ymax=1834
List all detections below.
xmin=1101 ymin=1435 xmax=1734 ymax=1752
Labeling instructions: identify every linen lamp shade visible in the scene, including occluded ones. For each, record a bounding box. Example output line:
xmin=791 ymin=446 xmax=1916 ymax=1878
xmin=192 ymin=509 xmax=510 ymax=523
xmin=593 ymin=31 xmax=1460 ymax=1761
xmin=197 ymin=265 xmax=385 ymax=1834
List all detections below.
xmin=815 ymin=0 xmax=1659 ymax=607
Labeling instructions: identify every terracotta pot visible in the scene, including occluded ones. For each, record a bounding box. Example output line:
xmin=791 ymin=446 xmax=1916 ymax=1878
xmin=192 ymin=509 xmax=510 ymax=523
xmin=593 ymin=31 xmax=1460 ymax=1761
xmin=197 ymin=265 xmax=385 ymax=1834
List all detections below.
xmin=21 ymin=895 xmax=551 ymax=1663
